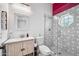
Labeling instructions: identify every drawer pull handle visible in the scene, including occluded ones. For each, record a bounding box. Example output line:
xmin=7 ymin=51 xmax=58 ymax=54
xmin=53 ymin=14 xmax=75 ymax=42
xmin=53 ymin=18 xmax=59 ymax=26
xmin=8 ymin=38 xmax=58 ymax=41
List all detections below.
xmin=21 ymin=48 xmax=25 ymax=51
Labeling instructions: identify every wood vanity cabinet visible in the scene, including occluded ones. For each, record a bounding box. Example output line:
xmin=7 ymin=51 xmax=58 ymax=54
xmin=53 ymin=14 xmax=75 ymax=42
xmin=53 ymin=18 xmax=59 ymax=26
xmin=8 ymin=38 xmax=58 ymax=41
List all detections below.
xmin=5 ymin=40 xmax=34 ymax=56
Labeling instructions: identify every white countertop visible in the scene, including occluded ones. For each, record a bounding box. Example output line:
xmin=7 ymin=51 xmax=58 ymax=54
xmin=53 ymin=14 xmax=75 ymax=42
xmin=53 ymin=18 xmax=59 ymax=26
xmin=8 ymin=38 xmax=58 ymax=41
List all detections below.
xmin=2 ymin=36 xmax=43 ymax=46
xmin=3 ymin=37 xmax=35 ymax=44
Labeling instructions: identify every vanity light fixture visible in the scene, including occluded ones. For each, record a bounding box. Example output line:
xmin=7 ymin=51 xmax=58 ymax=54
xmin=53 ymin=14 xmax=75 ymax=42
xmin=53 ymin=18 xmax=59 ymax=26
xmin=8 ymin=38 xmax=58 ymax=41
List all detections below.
xmin=11 ymin=3 xmax=32 ymax=16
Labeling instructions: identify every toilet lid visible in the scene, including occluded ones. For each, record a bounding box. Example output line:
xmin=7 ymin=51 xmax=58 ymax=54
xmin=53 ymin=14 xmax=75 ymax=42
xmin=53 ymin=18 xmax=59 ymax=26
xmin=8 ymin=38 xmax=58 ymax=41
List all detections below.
xmin=39 ymin=45 xmax=51 ymax=55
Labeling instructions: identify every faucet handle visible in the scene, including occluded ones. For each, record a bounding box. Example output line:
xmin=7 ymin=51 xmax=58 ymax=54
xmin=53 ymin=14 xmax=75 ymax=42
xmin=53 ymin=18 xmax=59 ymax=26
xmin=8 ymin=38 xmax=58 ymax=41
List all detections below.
xmin=58 ymin=52 xmax=62 ymax=55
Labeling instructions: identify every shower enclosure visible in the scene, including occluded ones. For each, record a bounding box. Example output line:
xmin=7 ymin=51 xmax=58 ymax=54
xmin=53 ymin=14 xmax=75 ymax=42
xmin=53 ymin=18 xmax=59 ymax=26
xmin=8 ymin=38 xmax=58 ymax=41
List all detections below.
xmin=44 ymin=5 xmax=79 ymax=56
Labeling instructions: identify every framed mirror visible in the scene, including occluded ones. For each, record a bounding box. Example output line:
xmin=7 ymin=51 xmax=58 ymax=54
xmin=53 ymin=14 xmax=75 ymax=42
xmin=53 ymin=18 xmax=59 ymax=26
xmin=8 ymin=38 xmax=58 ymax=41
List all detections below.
xmin=15 ymin=13 xmax=29 ymax=31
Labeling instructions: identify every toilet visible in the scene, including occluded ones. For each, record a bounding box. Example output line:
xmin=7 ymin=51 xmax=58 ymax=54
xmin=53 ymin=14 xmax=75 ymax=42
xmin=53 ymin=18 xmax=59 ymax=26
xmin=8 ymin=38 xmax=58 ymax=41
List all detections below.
xmin=35 ymin=37 xmax=54 ymax=56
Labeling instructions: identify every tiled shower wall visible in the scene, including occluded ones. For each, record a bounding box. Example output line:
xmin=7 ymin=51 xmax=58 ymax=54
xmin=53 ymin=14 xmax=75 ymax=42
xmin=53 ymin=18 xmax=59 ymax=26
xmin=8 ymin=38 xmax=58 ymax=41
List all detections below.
xmin=44 ymin=5 xmax=79 ymax=56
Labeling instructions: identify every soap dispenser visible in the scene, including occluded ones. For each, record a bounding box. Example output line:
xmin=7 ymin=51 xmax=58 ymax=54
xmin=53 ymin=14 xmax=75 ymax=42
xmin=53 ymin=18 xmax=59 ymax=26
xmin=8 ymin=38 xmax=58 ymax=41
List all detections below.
xmin=26 ymin=33 xmax=29 ymax=37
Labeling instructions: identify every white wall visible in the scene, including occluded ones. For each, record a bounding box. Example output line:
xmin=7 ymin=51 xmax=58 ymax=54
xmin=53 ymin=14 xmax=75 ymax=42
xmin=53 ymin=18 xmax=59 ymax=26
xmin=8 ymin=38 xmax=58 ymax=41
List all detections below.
xmin=8 ymin=3 xmax=52 ymax=39
xmin=8 ymin=4 xmax=30 ymax=38
xmin=29 ymin=3 xmax=52 ymax=37
xmin=8 ymin=3 xmax=52 ymax=46
xmin=28 ymin=3 xmax=52 ymax=45
xmin=28 ymin=3 xmax=44 ymax=37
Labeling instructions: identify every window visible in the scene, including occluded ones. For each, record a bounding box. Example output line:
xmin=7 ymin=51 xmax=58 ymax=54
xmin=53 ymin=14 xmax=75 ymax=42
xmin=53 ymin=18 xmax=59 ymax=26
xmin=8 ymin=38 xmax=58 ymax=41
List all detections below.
xmin=58 ymin=13 xmax=74 ymax=27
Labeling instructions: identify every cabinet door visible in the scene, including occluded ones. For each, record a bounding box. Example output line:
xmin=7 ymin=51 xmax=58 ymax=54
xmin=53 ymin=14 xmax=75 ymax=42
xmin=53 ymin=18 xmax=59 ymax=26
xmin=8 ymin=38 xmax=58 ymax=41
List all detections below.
xmin=22 ymin=41 xmax=28 ymax=55
xmin=6 ymin=42 xmax=22 ymax=56
xmin=6 ymin=43 xmax=15 ymax=56
xmin=56 ymin=10 xmax=76 ymax=56
xmin=13 ymin=42 xmax=22 ymax=56
xmin=22 ymin=40 xmax=34 ymax=55
xmin=27 ymin=40 xmax=34 ymax=54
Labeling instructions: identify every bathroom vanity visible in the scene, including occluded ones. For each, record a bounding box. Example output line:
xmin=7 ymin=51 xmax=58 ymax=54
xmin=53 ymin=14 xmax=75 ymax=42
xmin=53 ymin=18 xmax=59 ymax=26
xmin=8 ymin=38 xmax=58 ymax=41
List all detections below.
xmin=2 ymin=37 xmax=34 ymax=56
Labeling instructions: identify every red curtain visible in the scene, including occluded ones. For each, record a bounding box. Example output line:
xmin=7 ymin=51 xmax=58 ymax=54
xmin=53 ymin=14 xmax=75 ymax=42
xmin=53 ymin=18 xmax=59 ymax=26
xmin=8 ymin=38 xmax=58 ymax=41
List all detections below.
xmin=52 ymin=3 xmax=79 ymax=15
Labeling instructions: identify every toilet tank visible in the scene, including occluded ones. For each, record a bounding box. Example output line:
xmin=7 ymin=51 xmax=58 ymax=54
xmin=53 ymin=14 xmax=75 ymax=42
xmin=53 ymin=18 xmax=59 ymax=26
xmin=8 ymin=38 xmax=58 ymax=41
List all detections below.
xmin=35 ymin=36 xmax=44 ymax=45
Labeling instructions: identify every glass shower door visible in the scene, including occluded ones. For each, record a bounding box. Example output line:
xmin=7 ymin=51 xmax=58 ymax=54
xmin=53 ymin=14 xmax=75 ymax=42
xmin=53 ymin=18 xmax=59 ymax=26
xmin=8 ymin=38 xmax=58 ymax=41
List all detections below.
xmin=44 ymin=5 xmax=79 ymax=56
xmin=55 ymin=7 xmax=77 ymax=56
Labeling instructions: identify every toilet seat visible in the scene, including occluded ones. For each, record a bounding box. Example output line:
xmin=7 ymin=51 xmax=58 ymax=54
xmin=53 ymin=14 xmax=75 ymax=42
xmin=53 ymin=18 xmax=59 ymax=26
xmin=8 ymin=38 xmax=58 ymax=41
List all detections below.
xmin=39 ymin=45 xmax=51 ymax=55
